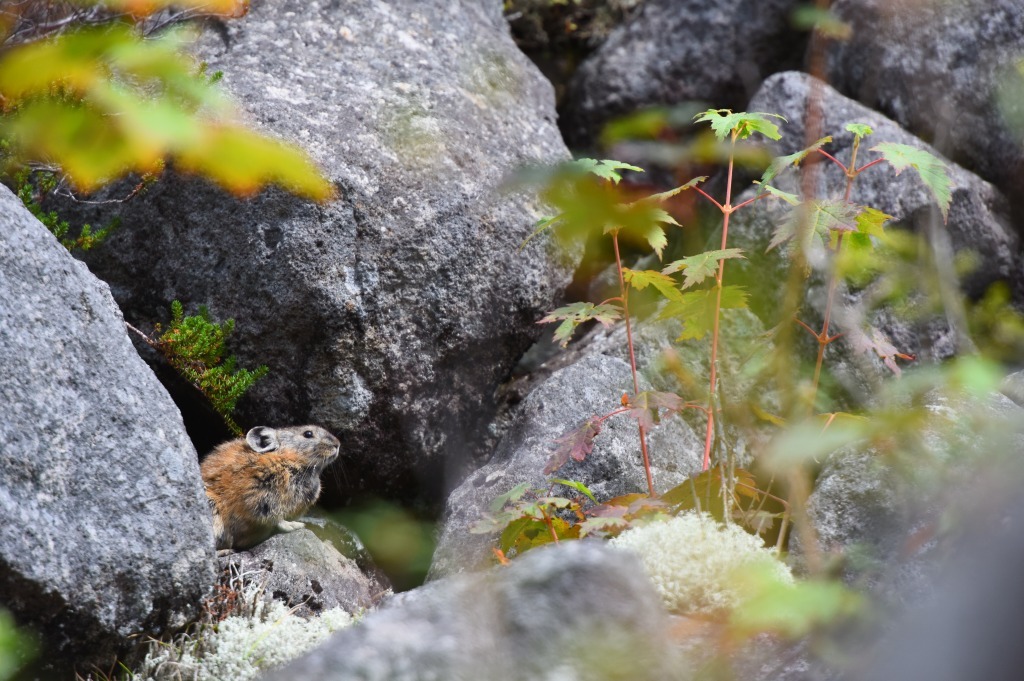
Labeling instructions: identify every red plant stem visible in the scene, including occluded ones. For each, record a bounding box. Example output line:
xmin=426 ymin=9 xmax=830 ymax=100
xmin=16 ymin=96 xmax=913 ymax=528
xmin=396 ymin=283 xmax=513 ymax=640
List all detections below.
xmin=701 ymin=132 xmax=738 ymax=471
xmin=540 ymin=508 xmax=559 ymax=544
xmin=810 ymin=146 xmax=860 ymax=399
xmin=811 ymin=232 xmax=843 ymax=395
xmin=815 ymin=149 xmax=848 ymax=173
xmin=731 ymin=193 xmax=770 ymax=213
xmin=612 ymin=231 xmax=656 ymax=496
xmin=693 ymin=186 xmax=724 ymax=212
xmin=855 ymin=158 xmax=885 ymax=174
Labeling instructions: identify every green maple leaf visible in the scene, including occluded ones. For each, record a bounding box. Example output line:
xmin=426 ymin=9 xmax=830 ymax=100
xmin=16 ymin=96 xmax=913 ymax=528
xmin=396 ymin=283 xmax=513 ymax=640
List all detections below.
xmin=760 ymin=136 xmax=832 ymax=186
xmin=845 ymin=122 xmax=874 ymax=139
xmin=662 ymin=248 xmax=745 ymax=289
xmin=657 ymin=285 xmax=749 ymax=340
xmin=539 ymin=302 xmax=623 ymax=347
xmin=608 ymin=203 xmax=677 ymax=259
xmin=694 ymin=109 xmax=786 ymax=142
xmin=870 ymin=142 xmax=952 ymax=222
xmin=571 ymin=158 xmax=645 ymax=184
xmin=768 ymin=199 xmax=859 ymax=252
xmin=623 ymin=268 xmax=684 ymax=302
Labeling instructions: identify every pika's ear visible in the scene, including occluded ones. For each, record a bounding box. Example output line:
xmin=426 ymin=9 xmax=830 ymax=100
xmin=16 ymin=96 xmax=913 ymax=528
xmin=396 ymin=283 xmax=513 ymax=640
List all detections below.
xmin=245 ymin=427 xmax=280 ymax=452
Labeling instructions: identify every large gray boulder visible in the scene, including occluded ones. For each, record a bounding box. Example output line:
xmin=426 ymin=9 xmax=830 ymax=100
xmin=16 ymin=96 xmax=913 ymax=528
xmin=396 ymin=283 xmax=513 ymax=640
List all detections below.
xmin=823 ymin=0 xmax=1024 ymax=226
xmin=430 ymin=353 xmax=703 ymax=579
xmin=0 ymin=184 xmax=215 ymax=672
xmin=65 ymin=0 xmax=573 ymax=505
xmin=263 ymin=541 xmax=676 ymax=681
xmin=561 ymin=0 xmax=807 ymax=148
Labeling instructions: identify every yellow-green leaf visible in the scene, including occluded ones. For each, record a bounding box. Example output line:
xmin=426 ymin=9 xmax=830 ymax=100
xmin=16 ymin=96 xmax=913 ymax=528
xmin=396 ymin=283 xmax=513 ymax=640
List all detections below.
xmin=623 ymin=269 xmax=684 ymax=302
xmin=662 ymin=248 xmax=745 ymax=289
xmin=658 ymin=285 xmax=749 ymax=341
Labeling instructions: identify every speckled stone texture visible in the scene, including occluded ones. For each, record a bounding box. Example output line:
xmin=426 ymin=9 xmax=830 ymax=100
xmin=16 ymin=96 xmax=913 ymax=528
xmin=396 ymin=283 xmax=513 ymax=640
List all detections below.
xmin=823 ymin=0 xmax=1024 ymax=230
xmin=0 ymin=184 xmax=215 ymax=672
xmin=561 ymin=0 xmax=806 ymax=148
xmin=62 ymin=0 xmax=574 ymax=506
xmin=429 ymin=353 xmax=703 ymax=579
xmin=264 ymin=541 xmax=675 ymax=681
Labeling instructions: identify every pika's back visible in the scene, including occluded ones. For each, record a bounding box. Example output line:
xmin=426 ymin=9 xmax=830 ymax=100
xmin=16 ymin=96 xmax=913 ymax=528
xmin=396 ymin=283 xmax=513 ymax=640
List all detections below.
xmin=201 ymin=425 xmax=341 ymax=550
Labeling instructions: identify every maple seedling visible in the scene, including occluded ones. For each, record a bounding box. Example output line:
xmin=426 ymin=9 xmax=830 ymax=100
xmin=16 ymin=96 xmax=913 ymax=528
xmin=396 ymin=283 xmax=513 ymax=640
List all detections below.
xmin=760 ymin=122 xmax=950 ymax=399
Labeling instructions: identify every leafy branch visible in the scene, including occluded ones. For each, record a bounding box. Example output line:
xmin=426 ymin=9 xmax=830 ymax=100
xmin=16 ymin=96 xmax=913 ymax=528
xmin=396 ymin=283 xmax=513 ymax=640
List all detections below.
xmin=127 ymin=301 xmax=268 ymax=435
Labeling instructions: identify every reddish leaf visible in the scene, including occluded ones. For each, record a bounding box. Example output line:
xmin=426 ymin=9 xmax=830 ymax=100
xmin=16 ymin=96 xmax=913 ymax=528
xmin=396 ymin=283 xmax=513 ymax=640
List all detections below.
xmin=544 ymin=418 xmax=602 ymax=474
xmin=847 ymin=326 xmax=916 ymax=377
xmin=625 ymin=390 xmax=686 ymax=430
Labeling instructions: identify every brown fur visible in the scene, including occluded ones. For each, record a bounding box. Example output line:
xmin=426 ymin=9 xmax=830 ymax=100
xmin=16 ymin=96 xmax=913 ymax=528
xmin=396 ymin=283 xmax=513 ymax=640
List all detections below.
xmin=201 ymin=425 xmax=340 ymax=550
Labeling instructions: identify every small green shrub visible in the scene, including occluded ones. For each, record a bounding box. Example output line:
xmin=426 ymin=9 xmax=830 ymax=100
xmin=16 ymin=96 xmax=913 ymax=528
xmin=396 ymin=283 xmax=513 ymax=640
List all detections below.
xmin=12 ymin=168 xmax=119 ymax=252
xmin=130 ymin=301 xmax=268 ymax=436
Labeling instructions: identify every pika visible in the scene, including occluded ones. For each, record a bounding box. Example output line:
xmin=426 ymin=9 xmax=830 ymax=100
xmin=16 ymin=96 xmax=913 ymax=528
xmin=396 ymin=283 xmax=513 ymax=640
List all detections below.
xmin=201 ymin=425 xmax=341 ymax=551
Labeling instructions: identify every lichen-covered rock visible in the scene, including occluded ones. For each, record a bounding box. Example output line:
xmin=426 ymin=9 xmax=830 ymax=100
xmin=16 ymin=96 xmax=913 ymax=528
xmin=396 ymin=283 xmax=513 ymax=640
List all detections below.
xmin=0 ymin=184 xmax=215 ymax=672
xmin=429 ymin=353 xmax=703 ymax=579
xmin=218 ymin=526 xmax=391 ymax=619
xmin=263 ymin=541 xmax=676 ymax=681
xmin=823 ymin=0 xmax=1024 ymax=226
xmin=561 ymin=0 xmax=807 ymax=148
xmin=64 ymin=0 xmax=573 ymax=507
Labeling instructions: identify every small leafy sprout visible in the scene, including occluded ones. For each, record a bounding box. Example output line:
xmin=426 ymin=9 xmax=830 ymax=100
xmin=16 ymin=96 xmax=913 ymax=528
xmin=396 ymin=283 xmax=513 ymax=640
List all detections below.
xmin=693 ymin=109 xmax=786 ymax=142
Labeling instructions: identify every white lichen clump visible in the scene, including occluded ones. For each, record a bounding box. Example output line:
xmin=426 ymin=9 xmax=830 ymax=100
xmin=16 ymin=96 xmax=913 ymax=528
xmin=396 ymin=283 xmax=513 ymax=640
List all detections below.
xmin=609 ymin=512 xmax=793 ymax=616
xmin=136 ymin=588 xmax=353 ymax=681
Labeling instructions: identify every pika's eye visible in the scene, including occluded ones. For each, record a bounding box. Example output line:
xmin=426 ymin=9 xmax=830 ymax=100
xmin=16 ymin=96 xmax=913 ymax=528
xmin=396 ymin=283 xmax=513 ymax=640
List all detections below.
xmin=303 ymin=430 xmax=314 ymax=438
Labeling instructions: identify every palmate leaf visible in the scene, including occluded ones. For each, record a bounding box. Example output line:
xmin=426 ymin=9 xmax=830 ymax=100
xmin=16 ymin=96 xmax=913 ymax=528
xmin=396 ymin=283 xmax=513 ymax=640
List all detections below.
xmin=539 ymin=302 xmax=623 ymax=347
xmin=847 ymin=326 xmax=916 ymax=377
xmin=760 ymin=136 xmax=832 ymax=186
xmin=657 ymin=285 xmax=749 ymax=341
xmin=550 ymin=478 xmax=598 ymax=504
xmin=625 ymin=390 xmax=686 ymax=431
xmin=870 ymin=142 xmax=952 ymax=222
xmin=662 ymin=248 xmax=745 ymax=289
xmin=768 ymin=199 xmax=860 ymax=252
xmin=609 ymin=202 xmax=678 ymax=259
xmin=694 ymin=109 xmax=786 ymax=142
xmin=545 ymin=419 xmax=603 ymax=474
xmin=846 ymin=122 xmax=874 ymax=139
xmin=623 ymin=268 xmax=684 ymax=302
xmin=571 ymin=158 xmax=645 ymax=184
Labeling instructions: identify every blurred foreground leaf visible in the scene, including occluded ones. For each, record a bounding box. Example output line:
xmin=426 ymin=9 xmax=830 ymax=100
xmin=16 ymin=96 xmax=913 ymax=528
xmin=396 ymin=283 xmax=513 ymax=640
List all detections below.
xmin=0 ymin=23 xmax=333 ymax=200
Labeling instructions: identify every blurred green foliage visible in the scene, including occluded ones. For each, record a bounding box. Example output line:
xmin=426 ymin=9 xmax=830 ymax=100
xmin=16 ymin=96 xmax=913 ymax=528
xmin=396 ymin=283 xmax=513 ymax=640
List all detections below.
xmin=0 ymin=608 xmax=35 ymax=681
xmin=0 ymin=1 xmax=333 ymax=201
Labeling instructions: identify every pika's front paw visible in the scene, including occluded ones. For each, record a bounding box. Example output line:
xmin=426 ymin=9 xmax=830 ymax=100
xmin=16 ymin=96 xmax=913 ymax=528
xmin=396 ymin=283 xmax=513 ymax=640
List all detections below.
xmin=277 ymin=520 xmax=305 ymax=533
